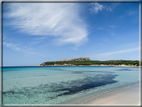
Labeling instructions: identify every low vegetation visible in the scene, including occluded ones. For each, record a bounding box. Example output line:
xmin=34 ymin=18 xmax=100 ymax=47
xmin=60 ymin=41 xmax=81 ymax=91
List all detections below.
xmin=39 ymin=59 xmax=140 ymax=66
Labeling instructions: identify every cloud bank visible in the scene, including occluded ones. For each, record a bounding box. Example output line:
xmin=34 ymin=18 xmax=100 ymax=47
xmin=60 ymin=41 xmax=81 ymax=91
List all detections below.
xmin=5 ymin=3 xmax=88 ymax=46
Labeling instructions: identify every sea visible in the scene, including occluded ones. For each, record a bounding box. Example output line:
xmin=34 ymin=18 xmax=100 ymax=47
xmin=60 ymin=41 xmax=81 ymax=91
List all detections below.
xmin=3 ymin=66 xmax=140 ymax=104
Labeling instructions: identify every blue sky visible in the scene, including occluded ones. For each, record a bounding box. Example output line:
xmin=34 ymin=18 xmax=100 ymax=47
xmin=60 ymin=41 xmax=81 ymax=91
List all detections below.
xmin=3 ymin=3 xmax=139 ymax=66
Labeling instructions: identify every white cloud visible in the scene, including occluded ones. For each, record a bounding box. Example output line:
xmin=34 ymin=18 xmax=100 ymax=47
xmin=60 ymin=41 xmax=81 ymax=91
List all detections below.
xmin=90 ymin=3 xmax=113 ymax=14
xmin=100 ymin=47 xmax=139 ymax=56
xmin=106 ymin=6 xmax=112 ymax=12
xmin=128 ymin=11 xmax=136 ymax=16
xmin=90 ymin=47 xmax=139 ymax=60
xmin=90 ymin=3 xmax=104 ymax=14
xmin=109 ymin=25 xmax=116 ymax=28
xmin=4 ymin=3 xmax=88 ymax=47
xmin=3 ymin=41 xmax=37 ymax=55
xmin=97 ymin=27 xmax=103 ymax=30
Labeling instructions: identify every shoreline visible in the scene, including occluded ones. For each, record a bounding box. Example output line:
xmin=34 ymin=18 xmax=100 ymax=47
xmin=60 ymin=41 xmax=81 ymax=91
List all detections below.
xmin=64 ymin=82 xmax=140 ymax=105
xmin=87 ymin=82 xmax=140 ymax=105
xmin=3 ymin=65 xmax=140 ymax=68
xmin=36 ymin=64 xmax=140 ymax=67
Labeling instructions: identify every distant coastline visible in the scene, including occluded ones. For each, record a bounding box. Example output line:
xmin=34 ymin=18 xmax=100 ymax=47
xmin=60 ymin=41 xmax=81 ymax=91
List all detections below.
xmin=37 ymin=65 xmax=139 ymax=67
xmin=38 ymin=57 xmax=140 ymax=67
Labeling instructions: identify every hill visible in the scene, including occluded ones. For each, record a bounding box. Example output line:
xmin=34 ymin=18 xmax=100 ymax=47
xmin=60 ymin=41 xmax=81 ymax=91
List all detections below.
xmin=59 ymin=57 xmax=91 ymax=61
xmin=38 ymin=57 xmax=140 ymax=67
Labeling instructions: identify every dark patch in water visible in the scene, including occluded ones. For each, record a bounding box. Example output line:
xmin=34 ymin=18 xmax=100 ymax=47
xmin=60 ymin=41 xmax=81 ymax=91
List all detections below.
xmin=72 ymin=71 xmax=83 ymax=74
xmin=57 ymin=75 xmax=117 ymax=96
xmin=3 ymin=74 xmax=117 ymax=101
xmin=87 ymin=71 xmax=113 ymax=73
xmin=116 ymin=68 xmax=132 ymax=71
xmin=54 ymin=69 xmax=65 ymax=71
xmin=72 ymin=71 xmax=113 ymax=74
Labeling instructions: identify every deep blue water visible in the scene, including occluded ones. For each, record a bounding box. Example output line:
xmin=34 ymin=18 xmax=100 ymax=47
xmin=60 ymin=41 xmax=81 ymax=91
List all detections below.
xmin=3 ymin=66 xmax=139 ymax=104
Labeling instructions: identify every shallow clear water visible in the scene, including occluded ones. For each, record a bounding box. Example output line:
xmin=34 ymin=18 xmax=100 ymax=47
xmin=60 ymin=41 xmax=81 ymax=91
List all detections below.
xmin=3 ymin=66 xmax=139 ymax=104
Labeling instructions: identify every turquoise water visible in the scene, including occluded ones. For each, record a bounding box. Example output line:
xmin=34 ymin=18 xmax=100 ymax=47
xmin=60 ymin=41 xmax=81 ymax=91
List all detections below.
xmin=3 ymin=66 xmax=139 ymax=104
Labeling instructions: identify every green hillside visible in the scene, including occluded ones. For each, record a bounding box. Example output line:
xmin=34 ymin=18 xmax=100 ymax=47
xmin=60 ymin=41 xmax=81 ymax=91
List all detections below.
xmin=39 ymin=57 xmax=140 ymax=66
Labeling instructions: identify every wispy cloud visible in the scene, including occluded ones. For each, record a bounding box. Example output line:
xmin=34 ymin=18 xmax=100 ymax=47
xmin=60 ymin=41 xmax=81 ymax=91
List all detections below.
xmin=3 ymin=35 xmax=37 ymax=54
xmin=109 ymin=25 xmax=116 ymax=28
xmin=100 ymin=47 xmax=139 ymax=56
xmin=128 ymin=11 xmax=136 ymax=16
xmin=97 ymin=27 xmax=104 ymax=30
xmin=90 ymin=47 xmax=139 ymax=60
xmin=90 ymin=3 xmax=113 ymax=14
xmin=111 ymin=3 xmax=120 ymax=9
xmin=105 ymin=6 xmax=112 ymax=12
xmin=122 ymin=43 xmax=139 ymax=47
xmin=90 ymin=3 xmax=104 ymax=14
xmin=97 ymin=25 xmax=116 ymax=36
xmin=3 ymin=41 xmax=37 ymax=54
xmin=4 ymin=3 xmax=88 ymax=47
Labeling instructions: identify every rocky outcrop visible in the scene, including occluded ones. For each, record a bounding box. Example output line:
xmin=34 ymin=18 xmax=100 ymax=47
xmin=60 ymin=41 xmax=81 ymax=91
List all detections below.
xmin=59 ymin=57 xmax=91 ymax=61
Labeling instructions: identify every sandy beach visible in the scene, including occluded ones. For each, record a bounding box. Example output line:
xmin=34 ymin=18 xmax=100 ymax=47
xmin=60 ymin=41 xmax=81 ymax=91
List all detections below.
xmin=87 ymin=83 xmax=140 ymax=105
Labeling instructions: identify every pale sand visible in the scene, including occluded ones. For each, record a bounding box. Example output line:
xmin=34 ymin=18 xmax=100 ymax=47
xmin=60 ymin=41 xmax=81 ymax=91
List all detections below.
xmin=87 ymin=83 xmax=141 ymax=105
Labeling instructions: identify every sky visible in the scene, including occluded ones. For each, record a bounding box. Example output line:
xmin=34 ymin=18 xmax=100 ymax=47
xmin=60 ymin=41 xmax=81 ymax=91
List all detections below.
xmin=3 ymin=3 xmax=140 ymax=66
